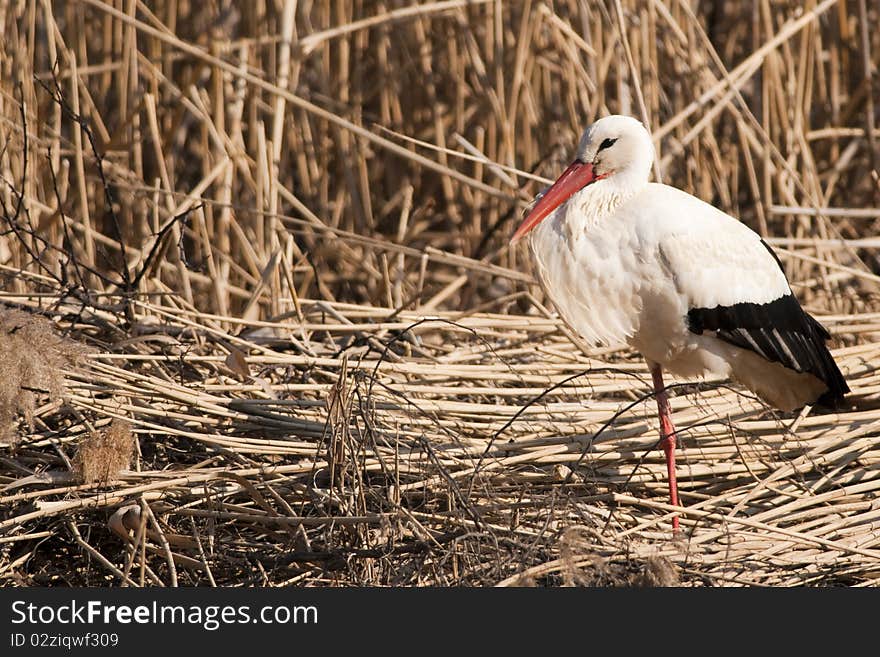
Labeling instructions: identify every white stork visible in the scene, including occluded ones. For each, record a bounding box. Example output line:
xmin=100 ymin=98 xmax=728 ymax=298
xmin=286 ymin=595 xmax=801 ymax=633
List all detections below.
xmin=512 ymin=115 xmax=849 ymax=531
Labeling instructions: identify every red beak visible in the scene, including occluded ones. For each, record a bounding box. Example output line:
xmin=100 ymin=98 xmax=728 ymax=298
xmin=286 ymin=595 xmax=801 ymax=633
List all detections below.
xmin=511 ymin=161 xmax=601 ymax=244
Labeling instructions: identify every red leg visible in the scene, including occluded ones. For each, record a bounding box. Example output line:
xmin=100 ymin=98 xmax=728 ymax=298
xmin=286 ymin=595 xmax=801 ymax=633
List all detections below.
xmin=650 ymin=364 xmax=680 ymax=532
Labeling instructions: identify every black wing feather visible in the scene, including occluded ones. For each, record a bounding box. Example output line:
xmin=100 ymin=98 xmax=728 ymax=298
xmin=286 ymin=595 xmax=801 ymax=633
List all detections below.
xmin=687 ymin=293 xmax=849 ymax=405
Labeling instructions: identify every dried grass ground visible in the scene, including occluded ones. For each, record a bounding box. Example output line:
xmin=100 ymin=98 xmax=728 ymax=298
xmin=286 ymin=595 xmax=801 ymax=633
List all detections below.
xmin=1 ymin=0 xmax=879 ymax=586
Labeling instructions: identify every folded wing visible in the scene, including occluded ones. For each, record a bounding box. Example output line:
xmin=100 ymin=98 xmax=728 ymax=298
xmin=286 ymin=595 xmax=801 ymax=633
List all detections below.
xmin=660 ymin=220 xmax=849 ymax=405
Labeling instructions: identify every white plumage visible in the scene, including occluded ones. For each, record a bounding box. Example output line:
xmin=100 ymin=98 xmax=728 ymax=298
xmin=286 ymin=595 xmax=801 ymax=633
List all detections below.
xmin=517 ymin=115 xmax=846 ymax=412
xmin=512 ymin=115 xmax=848 ymax=530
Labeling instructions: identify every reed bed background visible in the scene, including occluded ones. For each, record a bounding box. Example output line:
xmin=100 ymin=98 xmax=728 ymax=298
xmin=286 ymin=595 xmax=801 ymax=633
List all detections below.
xmin=0 ymin=0 xmax=879 ymax=586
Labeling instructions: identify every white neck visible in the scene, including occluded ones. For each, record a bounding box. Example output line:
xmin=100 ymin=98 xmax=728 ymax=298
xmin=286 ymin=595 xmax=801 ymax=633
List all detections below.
xmin=563 ymin=170 xmax=648 ymax=231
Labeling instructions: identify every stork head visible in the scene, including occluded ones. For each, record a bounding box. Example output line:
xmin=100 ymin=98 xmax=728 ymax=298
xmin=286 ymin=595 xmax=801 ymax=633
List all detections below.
xmin=511 ymin=115 xmax=655 ymax=243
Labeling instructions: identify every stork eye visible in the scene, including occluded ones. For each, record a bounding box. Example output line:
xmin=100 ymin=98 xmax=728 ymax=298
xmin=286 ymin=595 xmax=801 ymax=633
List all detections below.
xmin=598 ymin=138 xmax=618 ymax=151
